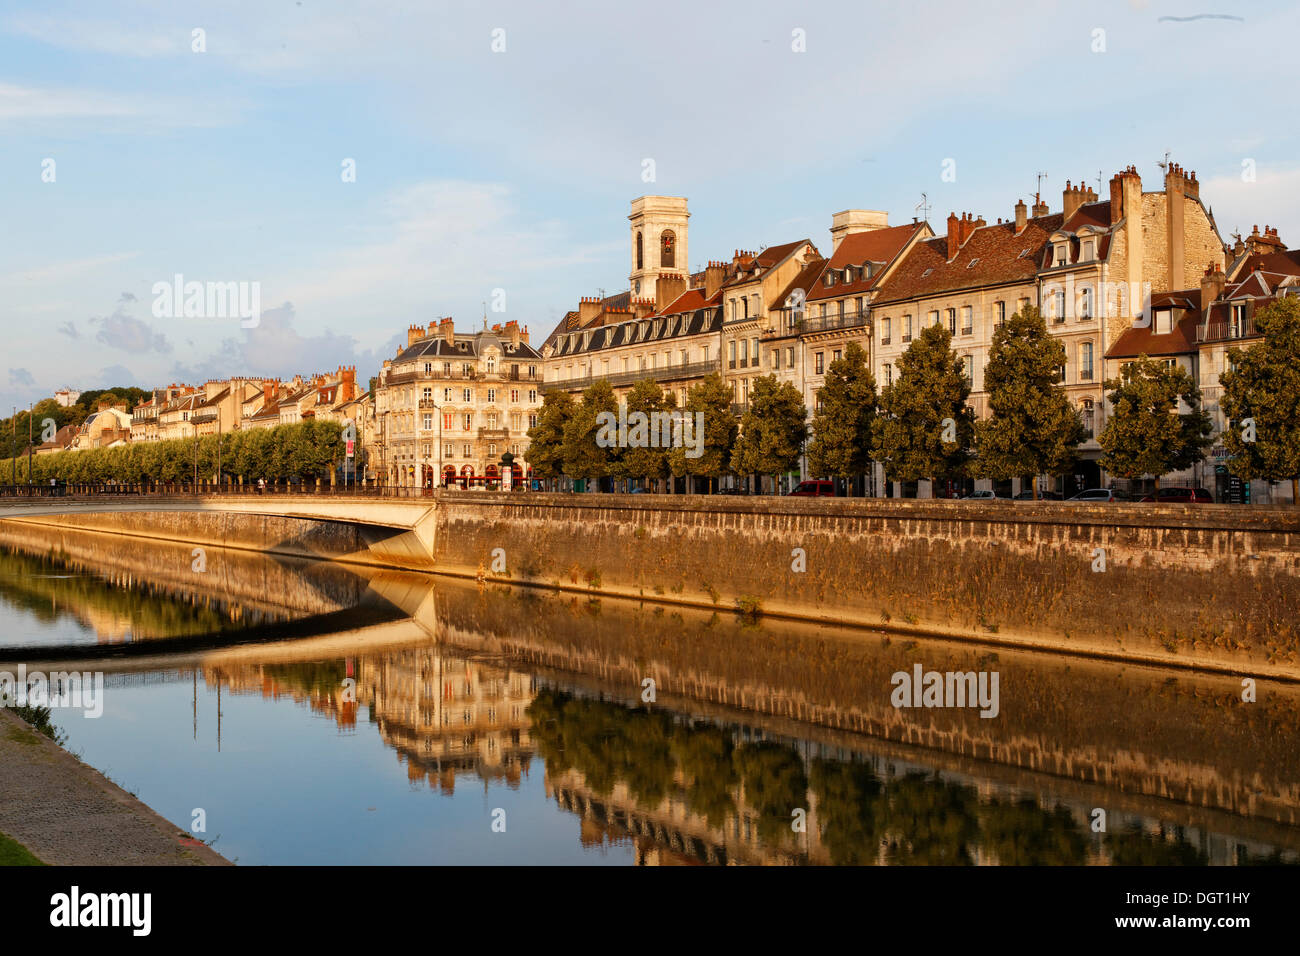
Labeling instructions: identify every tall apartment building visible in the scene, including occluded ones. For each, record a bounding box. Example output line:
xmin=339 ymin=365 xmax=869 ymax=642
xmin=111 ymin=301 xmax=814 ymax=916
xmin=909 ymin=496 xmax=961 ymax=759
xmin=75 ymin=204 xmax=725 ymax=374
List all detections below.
xmin=372 ymin=318 xmax=542 ymax=488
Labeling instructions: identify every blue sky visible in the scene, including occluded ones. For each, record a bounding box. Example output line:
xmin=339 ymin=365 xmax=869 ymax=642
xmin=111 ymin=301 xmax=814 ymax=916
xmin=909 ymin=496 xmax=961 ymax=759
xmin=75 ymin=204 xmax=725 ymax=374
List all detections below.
xmin=2 ymin=0 xmax=1297 ymax=412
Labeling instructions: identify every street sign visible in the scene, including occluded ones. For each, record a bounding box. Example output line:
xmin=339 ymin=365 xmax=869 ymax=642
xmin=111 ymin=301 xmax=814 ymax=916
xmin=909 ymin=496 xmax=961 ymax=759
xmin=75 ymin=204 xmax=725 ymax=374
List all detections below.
xmin=346 ymin=439 xmax=354 ymax=458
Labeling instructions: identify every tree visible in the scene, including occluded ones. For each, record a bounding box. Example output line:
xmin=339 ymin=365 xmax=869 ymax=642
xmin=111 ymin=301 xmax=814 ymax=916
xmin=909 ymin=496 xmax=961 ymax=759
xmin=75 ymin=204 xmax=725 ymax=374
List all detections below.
xmin=806 ymin=341 xmax=876 ymax=495
xmin=563 ymin=380 xmax=619 ymax=491
xmin=975 ymin=305 xmax=1085 ymax=498
xmin=668 ymin=372 xmax=736 ymax=493
xmin=731 ymin=375 xmax=807 ymax=492
xmin=873 ymin=324 xmax=974 ymax=493
xmin=618 ymin=379 xmax=676 ymax=491
xmin=1220 ymin=296 xmax=1300 ymax=504
xmin=526 ymin=390 xmax=574 ymax=486
xmin=1099 ymin=355 xmax=1213 ymax=488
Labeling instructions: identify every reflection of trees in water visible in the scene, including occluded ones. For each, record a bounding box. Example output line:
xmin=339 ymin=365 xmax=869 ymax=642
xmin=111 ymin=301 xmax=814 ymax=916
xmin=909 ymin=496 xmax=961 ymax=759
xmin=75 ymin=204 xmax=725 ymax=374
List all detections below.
xmin=528 ymin=688 xmax=1271 ymax=866
xmin=261 ymin=661 xmax=348 ymax=696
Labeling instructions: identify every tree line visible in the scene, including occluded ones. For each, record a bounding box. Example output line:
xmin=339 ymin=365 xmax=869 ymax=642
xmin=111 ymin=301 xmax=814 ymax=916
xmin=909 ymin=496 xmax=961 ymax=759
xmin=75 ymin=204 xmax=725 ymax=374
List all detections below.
xmin=526 ymin=301 xmax=1300 ymax=498
xmin=2 ymin=420 xmax=346 ymax=486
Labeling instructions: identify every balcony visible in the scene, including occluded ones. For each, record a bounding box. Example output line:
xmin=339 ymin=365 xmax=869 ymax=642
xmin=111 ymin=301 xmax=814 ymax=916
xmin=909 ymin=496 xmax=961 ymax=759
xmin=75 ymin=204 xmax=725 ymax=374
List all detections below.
xmin=477 ymin=428 xmax=508 ymax=440
xmin=418 ymin=399 xmax=439 ymax=409
xmin=1195 ymin=317 xmax=1259 ymax=344
xmin=730 ymin=403 xmax=749 ymax=417
xmin=539 ymin=358 xmax=721 ymax=393
xmin=801 ymin=310 xmax=869 ymax=334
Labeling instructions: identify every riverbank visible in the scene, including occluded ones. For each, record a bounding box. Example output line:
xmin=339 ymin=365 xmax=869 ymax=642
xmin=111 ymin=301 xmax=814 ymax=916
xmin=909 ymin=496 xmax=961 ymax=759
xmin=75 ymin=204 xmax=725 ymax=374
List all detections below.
xmin=0 ymin=708 xmax=231 ymax=866
xmin=2 ymin=491 xmax=1298 ymax=678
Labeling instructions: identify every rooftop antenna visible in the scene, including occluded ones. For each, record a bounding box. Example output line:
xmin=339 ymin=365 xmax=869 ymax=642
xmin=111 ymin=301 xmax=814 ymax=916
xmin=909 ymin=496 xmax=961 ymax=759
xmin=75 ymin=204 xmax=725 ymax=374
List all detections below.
xmin=915 ymin=192 xmax=931 ymax=223
xmin=1034 ymin=171 xmax=1048 ymax=205
xmin=1096 ymin=170 xmax=1103 ymax=193
xmin=1156 ymin=150 xmax=1172 ymax=173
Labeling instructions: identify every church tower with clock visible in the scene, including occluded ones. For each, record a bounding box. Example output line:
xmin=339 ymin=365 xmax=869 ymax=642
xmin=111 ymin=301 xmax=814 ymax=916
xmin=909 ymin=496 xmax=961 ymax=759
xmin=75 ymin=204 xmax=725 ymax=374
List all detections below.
xmin=628 ymin=196 xmax=690 ymax=302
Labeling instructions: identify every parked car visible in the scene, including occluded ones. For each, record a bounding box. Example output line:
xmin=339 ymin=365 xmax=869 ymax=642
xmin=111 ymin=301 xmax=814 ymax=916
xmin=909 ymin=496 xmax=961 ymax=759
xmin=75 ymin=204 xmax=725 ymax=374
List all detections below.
xmin=1138 ymin=487 xmax=1213 ymax=504
xmin=1012 ymin=489 xmax=1063 ymax=501
xmin=786 ymin=480 xmax=836 ymax=498
xmin=1067 ymin=488 xmax=1132 ymax=503
xmin=964 ymin=490 xmax=1008 ymax=500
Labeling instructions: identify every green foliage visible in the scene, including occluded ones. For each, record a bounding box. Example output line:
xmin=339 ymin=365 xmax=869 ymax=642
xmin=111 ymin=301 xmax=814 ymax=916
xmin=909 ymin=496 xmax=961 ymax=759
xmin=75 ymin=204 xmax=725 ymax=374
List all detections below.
xmin=617 ymin=379 xmax=676 ymax=484
xmin=975 ymin=305 xmax=1085 ymax=486
xmin=668 ymin=372 xmax=736 ymax=482
xmin=0 ymin=831 xmax=45 ymax=866
xmin=807 ymin=341 xmax=877 ymax=483
xmin=1220 ymin=296 xmax=1300 ymax=488
xmin=1099 ymin=355 xmax=1213 ymax=483
xmin=731 ymin=375 xmax=807 ymax=480
xmin=562 ymin=380 xmax=619 ymax=484
xmin=874 ymin=324 xmax=974 ymax=483
xmin=0 ymin=420 xmax=343 ymax=485
xmin=526 ymin=390 xmax=575 ymax=480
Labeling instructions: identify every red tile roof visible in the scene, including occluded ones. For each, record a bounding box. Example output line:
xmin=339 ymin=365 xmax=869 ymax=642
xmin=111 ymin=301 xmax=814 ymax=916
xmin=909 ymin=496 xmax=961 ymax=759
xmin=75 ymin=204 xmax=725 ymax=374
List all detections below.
xmin=654 ymin=286 xmax=722 ymax=317
xmin=1106 ymin=311 xmax=1199 ymax=359
xmin=873 ymin=213 xmax=1065 ymax=304
xmin=807 ymin=223 xmax=924 ymax=302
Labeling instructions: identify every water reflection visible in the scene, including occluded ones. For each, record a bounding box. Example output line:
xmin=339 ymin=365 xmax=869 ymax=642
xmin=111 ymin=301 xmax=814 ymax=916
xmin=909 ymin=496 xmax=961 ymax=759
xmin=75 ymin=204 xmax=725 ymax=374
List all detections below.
xmin=2 ymin=529 xmax=1298 ymax=866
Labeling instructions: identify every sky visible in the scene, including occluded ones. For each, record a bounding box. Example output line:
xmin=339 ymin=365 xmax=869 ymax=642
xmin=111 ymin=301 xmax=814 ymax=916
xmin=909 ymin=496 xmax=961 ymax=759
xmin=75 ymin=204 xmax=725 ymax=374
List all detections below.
xmin=2 ymin=0 xmax=1298 ymax=412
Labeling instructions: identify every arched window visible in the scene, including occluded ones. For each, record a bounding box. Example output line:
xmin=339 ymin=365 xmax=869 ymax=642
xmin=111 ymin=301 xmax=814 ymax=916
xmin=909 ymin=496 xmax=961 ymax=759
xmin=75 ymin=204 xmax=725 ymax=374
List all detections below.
xmin=660 ymin=230 xmax=676 ymax=268
xmin=636 ymin=232 xmax=643 ymax=270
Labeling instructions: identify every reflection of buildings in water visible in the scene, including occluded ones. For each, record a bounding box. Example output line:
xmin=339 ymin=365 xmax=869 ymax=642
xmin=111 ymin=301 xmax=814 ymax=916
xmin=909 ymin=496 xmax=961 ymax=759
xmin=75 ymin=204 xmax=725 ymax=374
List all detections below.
xmin=536 ymin=695 xmax=1297 ymax=867
xmin=355 ymin=649 xmax=537 ymax=794
xmin=207 ymin=666 xmax=358 ymax=729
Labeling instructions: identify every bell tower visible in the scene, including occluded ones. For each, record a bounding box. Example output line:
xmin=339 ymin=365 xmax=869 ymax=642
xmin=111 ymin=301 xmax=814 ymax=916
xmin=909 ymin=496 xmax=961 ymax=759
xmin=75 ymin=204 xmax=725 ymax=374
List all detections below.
xmin=629 ymin=196 xmax=690 ymax=303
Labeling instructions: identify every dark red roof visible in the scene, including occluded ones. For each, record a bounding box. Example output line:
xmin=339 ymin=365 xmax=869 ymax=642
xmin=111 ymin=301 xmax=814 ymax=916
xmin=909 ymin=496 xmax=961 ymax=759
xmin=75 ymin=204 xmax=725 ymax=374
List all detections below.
xmin=873 ymin=213 xmax=1065 ymax=304
xmin=1106 ymin=313 xmax=1199 ymax=359
xmin=807 ymin=224 xmax=923 ymax=302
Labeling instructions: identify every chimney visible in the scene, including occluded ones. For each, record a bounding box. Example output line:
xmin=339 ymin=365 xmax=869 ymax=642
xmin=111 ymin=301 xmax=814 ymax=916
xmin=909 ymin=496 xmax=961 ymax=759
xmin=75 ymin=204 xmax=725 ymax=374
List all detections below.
xmin=263 ymin=383 xmax=275 ymax=405
xmin=1165 ymin=163 xmax=1187 ymax=291
xmin=631 ymin=297 xmax=656 ymax=319
xmin=440 ymin=316 xmax=455 ymax=344
xmin=1062 ymin=180 xmax=1084 ymax=222
xmin=1200 ymin=263 xmax=1226 ymax=315
xmin=829 ymin=209 xmax=889 ymax=251
xmin=705 ymin=260 xmax=727 ymax=298
xmin=1246 ymin=224 xmax=1286 ymax=256
xmin=1031 ymin=195 xmax=1049 ymax=217
xmin=654 ymin=272 xmax=687 ymax=313
xmin=520 ymin=325 xmax=530 ymax=345
xmin=577 ymin=296 xmax=601 ymax=326
xmin=504 ymin=320 xmax=521 ymax=347
xmin=427 ymin=320 xmax=438 ymax=338
xmin=407 ymin=324 xmax=423 ymax=348
xmin=946 ymin=212 xmax=960 ymax=259
xmin=1014 ymin=199 xmax=1027 ymax=233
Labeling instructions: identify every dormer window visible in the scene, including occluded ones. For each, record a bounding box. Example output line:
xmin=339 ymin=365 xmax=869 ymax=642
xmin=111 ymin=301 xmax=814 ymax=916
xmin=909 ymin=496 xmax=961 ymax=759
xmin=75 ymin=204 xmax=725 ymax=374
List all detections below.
xmin=843 ymin=266 xmax=855 ymax=283
xmin=1082 ymin=239 xmax=1095 ymax=261
xmin=823 ymin=271 xmax=835 ymax=288
xmin=1154 ymin=309 xmax=1172 ymax=335
xmin=1055 ymin=243 xmax=1070 ymax=266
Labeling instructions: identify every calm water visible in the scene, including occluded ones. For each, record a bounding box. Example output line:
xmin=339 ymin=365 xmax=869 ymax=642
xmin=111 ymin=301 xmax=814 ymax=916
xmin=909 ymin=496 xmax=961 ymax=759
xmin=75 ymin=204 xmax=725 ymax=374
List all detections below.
xmin=2 ymin=526 xmax=1298 ymax=866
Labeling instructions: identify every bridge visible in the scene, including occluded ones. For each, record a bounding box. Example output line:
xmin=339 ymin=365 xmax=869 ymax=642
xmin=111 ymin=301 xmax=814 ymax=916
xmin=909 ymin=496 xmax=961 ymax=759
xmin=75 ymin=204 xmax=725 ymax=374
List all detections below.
xmin=0 ymin=486 xmax=445 ymax=569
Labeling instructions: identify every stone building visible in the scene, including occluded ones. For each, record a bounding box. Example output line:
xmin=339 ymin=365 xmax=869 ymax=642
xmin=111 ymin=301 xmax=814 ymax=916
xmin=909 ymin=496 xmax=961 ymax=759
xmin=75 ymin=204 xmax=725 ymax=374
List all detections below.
xmin=372 ymin=318 xmax=542 ymax=488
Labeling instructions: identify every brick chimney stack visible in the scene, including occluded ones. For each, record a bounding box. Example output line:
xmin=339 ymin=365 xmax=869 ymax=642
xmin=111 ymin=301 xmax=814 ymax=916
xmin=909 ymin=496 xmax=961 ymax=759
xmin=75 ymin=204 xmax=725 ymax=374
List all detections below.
xmin=1014 ymin=199 xmax=1027 ymax=233
xmin=1200 ymin=263 xmax=1226 ymax=316
xmin=504 ymin=319 xmax=522 ymax=347
xmin=1062 ymin=179 xmax=1094 ymax=222
xmin=654 ymin=272 xmax=687 ymax=313
xmin=1246 ymin=224 xmax=1286 ymax=256
xmin=630 ymin=297 xmax=656 ymax=320
xmin=705 ymin=260 xmax=727 ymax=299
xmin=577 ymin=296 xmax=601 ymax=326
xmin=406 ymin=324 xmax=423 ymax=348
xmin=946 ymin=212 xmax=960 ymax=259
xmin=1030 ymin=194 xmax=1049 ymax=217
xmin=440 ymin=316 xmax=455 ymax=344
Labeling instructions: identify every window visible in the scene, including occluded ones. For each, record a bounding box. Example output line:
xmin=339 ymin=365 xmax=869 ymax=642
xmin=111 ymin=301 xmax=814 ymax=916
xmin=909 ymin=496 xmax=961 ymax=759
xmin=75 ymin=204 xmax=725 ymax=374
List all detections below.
xmin=528 ymin=389 xmax=537 ymax=402
xmin=1082 ymin=240 xmax=1095 ymax=262
xmin=487 ymin=388 xmax=496 ymax=402
xmin=961 ymin=355 xmax=973 ymax=383
xmin=510 ymin=412 xmax=521 ymax=430
xmin=884 ymin=363 xmax=892 ymax=386
xmin=1230 ymin=303 xmax=1246 ymax=338
xmin=424 ymin=362 xmax=432 ymax=374
xmin=751 ymin=337 xmax=759 ymax=366
xmin=772 ymin=349 xmax=780 ymax=369
xmin=903 ymin=315 xmax=913 ymax=342
xmin=528 ymin=365 xmax=537 ymax=379
xmin=1081 ymin=399 xmax=1095 ymax=438
xmin=1055 ymin=243 xmax=1069 ymax=266
xmin=881 ymin=316 xmax=892 ymax=344
xmin=487 ymin=413 xmax=498 ymax=429
xmin=462 ymin=443 xmax=471 ymax=457
xmin=995 ymin=301 xmax=1006 ymax=327
xmin=636 ymin=231 xmax=643 ymax=270
xmin=422 ymin=414 xmax=433 ymax=430
xmin=1154 ymin=309 xmax=1172 ymax=335
xmin=961 ymin=306 xmax=973 ymax=334
xmin=1053 ymin=291 xmax=1066 ymax=323
xmin=422 ymin=386 xmax=432 ymax=401
xmin=444 ymin=443 xmax=453 ymax=458
xmin=1079 ymin=287 xmax=1092 ymax=320
xmin=488 ymin=443 xmax=496 ymax=456
xmin=815 ymin=352 xmax=825 ymax=374
xmin=729 ymin=340 xmax=737 ymax=369
xmin=660 ymin=230 xmax=676 ymax=268
xmin=1080 ymin=341 xmax=1094 ymax=380
xmin=462 ymin=413 xmax=472 ymax=430
xmin=832 ymin=349 xmax=841 ymax=363
xmin=443 ymin=412 xmax=455 ymax=430
xmin=786 ymin=347 xmax=794 ymax=366
xmin=510 ymin=389 xmax=518 ymax=403
xmin=946 ymin=308 xmax=956 ymax=334
xmin=444 ymin=362 xmax=452 ymax=376
xmin=463 ymin=387 xmax=471 ymax=402
xmin=528 ymin=414 xmax=537 ymax=428
xmin=740 ymin=339 xmax=748 ymax=367
xmin=928 ymin=310 xmax=939 ymax=327
xmin=1056 ymin=363 xmax=1066 ymax=383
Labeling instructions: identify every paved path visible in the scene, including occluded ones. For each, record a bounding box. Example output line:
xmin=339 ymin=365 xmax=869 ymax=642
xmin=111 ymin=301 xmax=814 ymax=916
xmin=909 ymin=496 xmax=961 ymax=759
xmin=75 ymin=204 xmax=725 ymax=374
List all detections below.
xmin=0 ymin=708 xmax=230 ymax=865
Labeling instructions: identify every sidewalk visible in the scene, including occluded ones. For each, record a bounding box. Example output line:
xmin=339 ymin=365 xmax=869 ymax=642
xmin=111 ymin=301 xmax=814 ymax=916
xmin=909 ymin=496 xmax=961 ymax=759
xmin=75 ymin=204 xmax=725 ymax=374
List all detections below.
xmin=0 ymin=709 xmax=231 ymax=866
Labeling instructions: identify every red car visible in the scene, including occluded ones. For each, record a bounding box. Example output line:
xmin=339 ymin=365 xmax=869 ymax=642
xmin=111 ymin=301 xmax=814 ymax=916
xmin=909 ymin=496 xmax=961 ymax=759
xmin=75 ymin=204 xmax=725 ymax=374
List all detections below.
xmin=786 ymin=480 xmax=836 ymax=497
xmin=1139 ymin=487 xmax=1213 ymax=503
